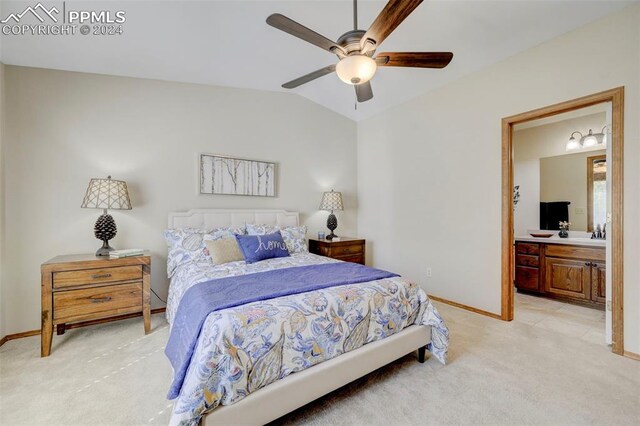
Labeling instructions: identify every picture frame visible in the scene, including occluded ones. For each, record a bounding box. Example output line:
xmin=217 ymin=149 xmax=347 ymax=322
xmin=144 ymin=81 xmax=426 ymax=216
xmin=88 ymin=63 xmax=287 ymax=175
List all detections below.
xmin=199 ymin=153 xmax=277 ymax=197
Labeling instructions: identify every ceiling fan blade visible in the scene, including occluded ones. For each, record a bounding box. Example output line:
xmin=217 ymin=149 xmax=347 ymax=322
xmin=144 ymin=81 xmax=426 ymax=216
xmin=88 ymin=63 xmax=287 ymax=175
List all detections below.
xmin=282 ymin=64 xmax=336 ymax=89
xmin=355 ymin=82 xmax=374 ymax=102
xmin=361 ymin=0 xmax=423 ymax=54
xmin=375 ymin=52 xmax=453 ymax=68
xmin=267 ymin=14 xmax=346 ymax=56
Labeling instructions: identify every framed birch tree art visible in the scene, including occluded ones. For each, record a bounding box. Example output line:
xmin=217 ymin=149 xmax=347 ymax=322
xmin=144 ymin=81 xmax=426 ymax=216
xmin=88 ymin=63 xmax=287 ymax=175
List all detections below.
xmin=199 ymin=154 xmax=277 ymax=197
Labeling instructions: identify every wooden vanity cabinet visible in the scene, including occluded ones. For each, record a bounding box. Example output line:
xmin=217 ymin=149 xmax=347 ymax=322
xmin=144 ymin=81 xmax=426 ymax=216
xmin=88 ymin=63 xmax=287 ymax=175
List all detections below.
xmin=591 ymin=262 xmax=607 ymax=304
xmin=514 ymin=241 xmax=605 ymax=309
xmin=515 ymin=243 xmax=541 ymax=292
xmin=544 ymin=257 xmax=591 ymax=301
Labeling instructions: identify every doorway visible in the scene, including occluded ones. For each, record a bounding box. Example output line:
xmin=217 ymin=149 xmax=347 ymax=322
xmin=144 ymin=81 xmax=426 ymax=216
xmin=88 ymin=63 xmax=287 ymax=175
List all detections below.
xmin=501 ymin=87 xmax=624 ymax=355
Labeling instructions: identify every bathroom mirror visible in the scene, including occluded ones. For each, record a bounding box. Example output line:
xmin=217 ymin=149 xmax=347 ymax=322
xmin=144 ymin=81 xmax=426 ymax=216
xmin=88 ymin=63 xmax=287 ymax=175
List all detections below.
xmin=539 ymin=150 xmax=606 ymax=232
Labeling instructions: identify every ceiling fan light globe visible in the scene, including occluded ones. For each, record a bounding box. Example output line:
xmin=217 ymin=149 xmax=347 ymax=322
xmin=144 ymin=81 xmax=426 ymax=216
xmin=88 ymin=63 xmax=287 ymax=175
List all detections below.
xmin=336 ymin=55 xmax=377 ymax=85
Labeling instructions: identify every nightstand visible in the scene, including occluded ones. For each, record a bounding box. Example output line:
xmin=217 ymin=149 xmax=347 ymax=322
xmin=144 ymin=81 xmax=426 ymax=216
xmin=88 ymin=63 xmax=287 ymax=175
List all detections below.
xmin=308 ymin=238 xmax=365 ymax=265
xmin=40 ymin=253 xmax=151 ymax=357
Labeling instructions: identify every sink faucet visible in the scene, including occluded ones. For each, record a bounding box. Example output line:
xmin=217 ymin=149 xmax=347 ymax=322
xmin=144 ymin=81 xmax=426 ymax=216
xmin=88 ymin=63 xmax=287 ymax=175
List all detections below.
xmin=591 ymin=224 xmax=606 ymax=240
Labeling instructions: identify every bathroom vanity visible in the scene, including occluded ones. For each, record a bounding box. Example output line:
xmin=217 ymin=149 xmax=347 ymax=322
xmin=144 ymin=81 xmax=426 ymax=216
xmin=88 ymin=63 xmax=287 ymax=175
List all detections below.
xmin=514 ymin=237 xmax=605 ymax=310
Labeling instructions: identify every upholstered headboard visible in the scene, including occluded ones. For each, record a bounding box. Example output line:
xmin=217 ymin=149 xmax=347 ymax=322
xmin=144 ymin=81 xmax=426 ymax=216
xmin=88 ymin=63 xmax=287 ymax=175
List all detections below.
xmin=168 ymin=209 xmax=299 ymax=230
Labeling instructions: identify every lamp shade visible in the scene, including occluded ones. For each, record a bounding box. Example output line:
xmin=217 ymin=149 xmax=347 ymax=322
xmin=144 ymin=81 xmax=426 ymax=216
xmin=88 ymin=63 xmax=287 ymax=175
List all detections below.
xmin=81 ymin=176 xmax=132 ymax=210
xmin=319 ymin=190 xmax=344 ymax=211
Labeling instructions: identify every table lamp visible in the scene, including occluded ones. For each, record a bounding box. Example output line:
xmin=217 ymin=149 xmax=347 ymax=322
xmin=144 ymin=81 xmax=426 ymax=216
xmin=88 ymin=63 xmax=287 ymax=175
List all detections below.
xmin=81 ymin=176 xmax=132 ymax=256
xmin=319 ymin=190 xmax=344 ymax=240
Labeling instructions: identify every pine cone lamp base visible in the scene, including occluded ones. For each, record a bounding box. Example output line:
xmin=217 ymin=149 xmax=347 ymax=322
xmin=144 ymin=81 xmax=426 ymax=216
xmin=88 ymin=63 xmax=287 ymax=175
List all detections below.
xmin=94 ymin=212 xmax=117 ymax=256
xmin=326 ymin=212 xmax=338 ymax=240
xmin=96 ymin=240 xmax=115 ymax=257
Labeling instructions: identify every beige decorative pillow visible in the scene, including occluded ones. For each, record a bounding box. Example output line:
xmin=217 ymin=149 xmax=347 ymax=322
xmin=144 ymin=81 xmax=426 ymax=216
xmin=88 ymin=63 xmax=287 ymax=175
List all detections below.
xmin=205 ymin=238 xmax=244 ymax=265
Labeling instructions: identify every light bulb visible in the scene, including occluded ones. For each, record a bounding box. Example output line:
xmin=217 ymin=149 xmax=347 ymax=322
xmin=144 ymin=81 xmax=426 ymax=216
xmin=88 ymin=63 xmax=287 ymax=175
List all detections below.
xmin=583 ymin=130 xmax=597 ymax=147
xmin=335 ymin=55 xmax=377 ymax=85
xmin=566 ymin=137 xmax=579 ymax=151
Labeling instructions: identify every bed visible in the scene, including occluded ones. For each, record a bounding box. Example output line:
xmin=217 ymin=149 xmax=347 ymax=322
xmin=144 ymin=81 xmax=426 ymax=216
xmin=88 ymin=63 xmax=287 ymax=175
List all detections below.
xmin=164 ymin=209 xmax=448 ymax=426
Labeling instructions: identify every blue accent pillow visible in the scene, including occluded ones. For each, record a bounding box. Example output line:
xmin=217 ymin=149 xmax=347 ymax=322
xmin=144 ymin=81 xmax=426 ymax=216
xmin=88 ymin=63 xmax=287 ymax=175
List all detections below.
xmin=235 ymin=232 xmax=290 ymax=264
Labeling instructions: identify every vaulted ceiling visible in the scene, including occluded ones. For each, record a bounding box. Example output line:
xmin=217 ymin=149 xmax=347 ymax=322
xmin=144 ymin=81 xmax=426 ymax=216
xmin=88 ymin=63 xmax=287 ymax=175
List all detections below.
xmin=1 ymin=0 xmax=634 ymax=120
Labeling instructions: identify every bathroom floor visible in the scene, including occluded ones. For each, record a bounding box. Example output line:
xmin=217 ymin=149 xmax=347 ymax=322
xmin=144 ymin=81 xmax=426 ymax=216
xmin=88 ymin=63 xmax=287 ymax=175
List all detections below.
xmin=514 ymin=292 xmax=606 ymax=346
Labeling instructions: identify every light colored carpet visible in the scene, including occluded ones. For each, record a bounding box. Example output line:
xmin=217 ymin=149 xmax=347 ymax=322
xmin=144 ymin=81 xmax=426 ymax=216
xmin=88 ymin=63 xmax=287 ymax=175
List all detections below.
xmin=1 ymin=301 xmax=638 ymax=426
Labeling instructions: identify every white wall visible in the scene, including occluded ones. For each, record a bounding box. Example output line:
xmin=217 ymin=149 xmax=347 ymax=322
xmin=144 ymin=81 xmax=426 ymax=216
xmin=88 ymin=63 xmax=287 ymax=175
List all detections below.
xmin=357 ymin=4 xmax=640 ymax=353
xmin=3 ymin=67 xmax=357 ymax=336
xmin=513 ymin=112 xmax=606 ymax=235
xmin=0 ymin=62 xmax=5 ymax=338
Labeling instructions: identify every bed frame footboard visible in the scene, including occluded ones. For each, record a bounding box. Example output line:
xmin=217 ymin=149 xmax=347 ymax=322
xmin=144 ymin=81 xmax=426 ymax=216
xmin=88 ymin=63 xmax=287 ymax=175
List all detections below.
xmin=201 ymin=325 xmax=432 ymax=426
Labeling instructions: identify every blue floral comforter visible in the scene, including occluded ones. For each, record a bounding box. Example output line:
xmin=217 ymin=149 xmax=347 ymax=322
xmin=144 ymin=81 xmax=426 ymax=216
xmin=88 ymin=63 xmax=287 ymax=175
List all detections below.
xmin=166 ymin=253 xmax=448 ymax=425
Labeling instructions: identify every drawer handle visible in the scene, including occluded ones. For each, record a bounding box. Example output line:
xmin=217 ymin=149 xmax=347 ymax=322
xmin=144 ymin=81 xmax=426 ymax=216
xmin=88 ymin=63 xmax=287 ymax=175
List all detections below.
xmin=91 ymin=273 xmax=112 ymax=279
xmin=91 ymin=296 xmax=113 ymax=303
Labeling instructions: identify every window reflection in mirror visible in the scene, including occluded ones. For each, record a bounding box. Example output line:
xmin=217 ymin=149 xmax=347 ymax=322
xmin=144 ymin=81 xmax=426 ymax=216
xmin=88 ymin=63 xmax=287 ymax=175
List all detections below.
xmin=588 ymin=155 xmax=607 ymax=232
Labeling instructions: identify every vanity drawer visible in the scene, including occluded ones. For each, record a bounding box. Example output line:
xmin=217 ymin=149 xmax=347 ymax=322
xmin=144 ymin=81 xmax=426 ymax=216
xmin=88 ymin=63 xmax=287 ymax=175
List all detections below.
xmin=53 ymin=282 xmax=142 ymax=323
xmin=53 ymin=265 xmax=142 ymax=289
xmin=515 ymin=266 xmax=540 ymax=292
xmin=515 ymin=242 xmax=539 ymax=255
xmin=516 ymin=254 xmax=539 ymax=268
xmin=544 ymin=244 xmax=604 ymax=262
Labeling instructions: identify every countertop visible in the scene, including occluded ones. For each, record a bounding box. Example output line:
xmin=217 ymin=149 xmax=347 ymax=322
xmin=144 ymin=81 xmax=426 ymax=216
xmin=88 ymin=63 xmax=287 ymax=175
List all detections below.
xmin=515 ymin=235 xmax=606 ymax=247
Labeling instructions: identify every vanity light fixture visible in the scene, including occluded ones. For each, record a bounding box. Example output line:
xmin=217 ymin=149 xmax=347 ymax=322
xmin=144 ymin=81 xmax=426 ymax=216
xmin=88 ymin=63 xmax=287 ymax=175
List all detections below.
xmin=566 ymin=126 xmax=608 ymax=151
xmin=582 ymin=129 xmax=598 ymax=147
xmin=566 ymin=133 xmax=581 ymax=151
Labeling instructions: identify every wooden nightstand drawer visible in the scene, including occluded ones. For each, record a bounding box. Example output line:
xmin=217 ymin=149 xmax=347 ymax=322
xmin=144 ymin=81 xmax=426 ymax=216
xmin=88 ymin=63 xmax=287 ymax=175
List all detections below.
xmin=53 ymin=265 xmax=142 ymax=289
xmin=53 ymin=282 xmax=142 ymax=323
xmin=308 ymin=237 xmax=366 ymax=265
xmin=335 ymin=254 xmax=365 ymax=264
xmin=331 ymin=244 xmax=363 ymax=257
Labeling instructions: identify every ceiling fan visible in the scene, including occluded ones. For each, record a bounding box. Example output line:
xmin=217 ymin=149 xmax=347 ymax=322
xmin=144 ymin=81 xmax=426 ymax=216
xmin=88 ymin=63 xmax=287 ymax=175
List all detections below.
xmin=266 ymin=0 xmax=453 ymax=103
